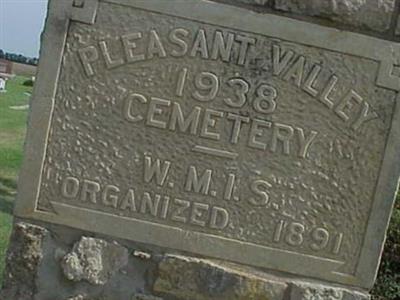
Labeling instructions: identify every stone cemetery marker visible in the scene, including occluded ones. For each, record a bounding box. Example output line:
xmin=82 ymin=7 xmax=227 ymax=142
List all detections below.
xmin=0 ymin=78 xmax=6 ymax=91
xmin=13 ymin=0 xmax=400 ymax=294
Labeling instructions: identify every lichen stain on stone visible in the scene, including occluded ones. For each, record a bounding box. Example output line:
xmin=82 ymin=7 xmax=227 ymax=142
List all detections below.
xmin=61 ymin=236 xmax=129 ymax=285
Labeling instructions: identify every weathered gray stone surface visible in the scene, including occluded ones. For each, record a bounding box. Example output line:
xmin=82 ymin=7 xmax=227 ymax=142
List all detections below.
xmin=395 ymin=16 xmax=400 ymax=35
xmin=5 ymin=0 xmax=400 ymax=299
xmin=154 ymin=255 xmax=288 ymax=300
xmin=290 ymin=282 xmax=370 ymax=300
xmin=132 ymin=293 xmax=164 ymax=300
xmin=66 ymin=295 xmax=89 ymax=300
xmin=233 ymin=0 xmax=270 ymax=5
xmin=15 ymin=0 xmax=400 ymax=289
xmin=1 ymin=221 xmax=154 ymax=300
xmin=0 ymin=222 xmax=48 ymax=299
xmin=274 ymin=0 xmax=396 ymax=32
xmin=0 ymin=221 xmax=372 ymax=300
xmin=61 ymin=237 xmax=129 ymax=285
xmin=66 ymin=294 xmax=163 ymax=300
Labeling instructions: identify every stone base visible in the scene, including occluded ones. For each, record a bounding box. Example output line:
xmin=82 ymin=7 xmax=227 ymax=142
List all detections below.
xmin=0 ymin=221 xmax=370 ymax=300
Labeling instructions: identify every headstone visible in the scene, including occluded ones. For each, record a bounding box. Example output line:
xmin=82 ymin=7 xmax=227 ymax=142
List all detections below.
xmin=3 ymin=0 xmax=400 ymax=299
xmin=0 ymin=78 xmax=6 ymax=91
xmin=0 ymin=59 xmax=13 ymax=91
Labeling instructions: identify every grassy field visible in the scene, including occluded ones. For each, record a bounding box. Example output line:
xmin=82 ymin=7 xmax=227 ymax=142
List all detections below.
xmin=0 ymin=76 xmax=31 ymax=282
xmin=0 ymin=76 xmax=398 ymax=297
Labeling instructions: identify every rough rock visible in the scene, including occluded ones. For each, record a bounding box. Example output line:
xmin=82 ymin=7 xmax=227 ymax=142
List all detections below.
xmin=290 ymin=282 xmax=370 ymax=300
xmin=0 ymin=222 xmax=48 ymax=299
xmin=343 ymin=290 xmax=371 ymax=300
xmin=66 ymin=295 xmax=89 ymax=300
xmin=235 ymin=0 xmax=270 ymax=5
xmin=274 ymin=0 xmax=395 ymax=32
xmin=65 ymin=295 xmax=108 ymax=300
xmin=395 ymin=17 xmax=400 ymax=35
xmin=61 ymin=237 xmax=129 ymax=285
xmin=153 ymin=255 xmax=288 ymax=300
xmin=132 ymin=293 xmax=164 ymax=300
xmin=0 ymin=222 xmax=372 ymax=300
xmin=290 ymin=282 xmax=343 ymax=300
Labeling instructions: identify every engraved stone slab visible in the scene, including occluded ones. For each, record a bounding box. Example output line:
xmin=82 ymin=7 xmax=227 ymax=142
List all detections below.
xmin=15 ymin=0 xmax=400 ymax=289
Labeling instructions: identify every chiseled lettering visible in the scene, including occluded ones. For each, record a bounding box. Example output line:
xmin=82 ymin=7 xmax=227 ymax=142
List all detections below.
xmin=235 ymin=34 xmax=256 ymax=65
xmin=57 ymin=175 xmax=233 ymax=231
xmin=78 ymin=46 xmax=99 ymax=77
xmin=223 ymin=173 xmax=236 ymax=201
xmin=77 ymin=28 xmax=260 ymax=74
xmin=169 ymin=28 xmax=189 ymax=57
xmin=352 ymin=101 xmax=378 ymax=130
xmin=61 ymin=176 xmax=80 ymax=198
xmin=210 ymin=206 xmax=229 ymax=229
xmin=296 ymin=127 xmax=318 ymax=158
xmin=124 ymin=93 xmax=147 ymax=122
xmin=146 ymin=97 xmax=171 ymax=129
xmin=248 ymin=179 xmax=271 ymax=206
xmin=160 ymin=195 xmax=170 ymax=219
xmin=171 ymin=198 xmax=190 ymax=223
xmin=269 ymin=44 xmax=379 ymax=131
xmin=335 ymin=89 xmax=363 ymax=121
xmin=225 ymin=78 xmax=249 ymax=108
xmin=140 ymin=192 xmax=160 ymax=216
xmin=120 ymin=189 xmax=136 ymax=212
xmin=185 ymin=166 xmax=212 ymax=195
xmin=192 ymin=72 xmax=219 ymax=102
xmin=283 ymin=55 xmax=305 ymax=87
xmin=200 ymin=109 xmax=224 ymax=140
xmin=303 ymin=64 xmax=322 ymax=97
xmin=80 ymin=179 xmax=100 ymax=204
xmin=121 ymin=32 xmax=145 ymax=63
xmin=169 ymin=102 xmax=201 ymax=134
xmin=120 ymin=92 xmax=322 ymax=159
xmin=143 ymin=155 xmax=171 ymax=186
xmin=190 ymin=202 xmax=209 ymax=227
xmin=271 ymin=123 xmax=294 ymax=155
xmin=227 ymin=113 xmax=250 ymax=144
xmin=147 ymin=30 xmax=167 ymax=59
xmin=99 ymin=40 xmax=124 ymax=69
xmin=319 ymin=75 xmax=338 ymax=109
xmin=248 ymin=119 xmax=271 ymax=150
xmin=102 ymin=184 xmax=120 ymax=208
xmin=253 ymin=84 xmax=277 ymax=114
xmin=190 ymin=29 xmax=209 ymax=59
xmin=272 ymin=44 xmax=295 ymax=76
xmin=211 ymin=30 xmax=234 ymax=62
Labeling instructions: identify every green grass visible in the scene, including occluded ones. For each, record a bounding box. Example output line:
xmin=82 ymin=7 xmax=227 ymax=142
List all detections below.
xmin=0 ymin=76 xmax=32 ymax=282
xmin=0 ymin=76 xmax=31 ymax=178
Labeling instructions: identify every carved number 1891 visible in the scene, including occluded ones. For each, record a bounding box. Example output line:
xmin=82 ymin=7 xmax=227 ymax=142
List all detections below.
xmin=273 ymin=220 xmax=343 ymax=255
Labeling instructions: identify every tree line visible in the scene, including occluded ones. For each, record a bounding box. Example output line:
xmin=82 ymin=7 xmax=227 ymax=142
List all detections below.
xmin=0 ymin=49 xmax=38 ymax=66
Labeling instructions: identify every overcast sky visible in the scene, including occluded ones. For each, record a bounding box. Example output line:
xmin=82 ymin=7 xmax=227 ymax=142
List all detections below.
xmin=0 ymin=0 xmax=48 ymax=58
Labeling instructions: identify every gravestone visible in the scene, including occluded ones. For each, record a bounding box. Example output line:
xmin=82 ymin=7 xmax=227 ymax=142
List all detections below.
xmin=2 ymin=0 xmax=400 ymax=299
xmin=0 ymin=59 xmax=13 ymax=92
xmin=0 ymin=78 xmax=5 ymax=91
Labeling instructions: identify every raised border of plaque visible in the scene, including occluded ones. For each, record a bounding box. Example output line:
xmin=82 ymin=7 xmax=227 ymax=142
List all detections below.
xmin=14 ymin=0 xmax=400 ymax=289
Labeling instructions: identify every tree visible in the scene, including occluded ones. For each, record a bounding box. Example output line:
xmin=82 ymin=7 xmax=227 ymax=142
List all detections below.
xmin=0 ymin=50 xmax=38 ymax=66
